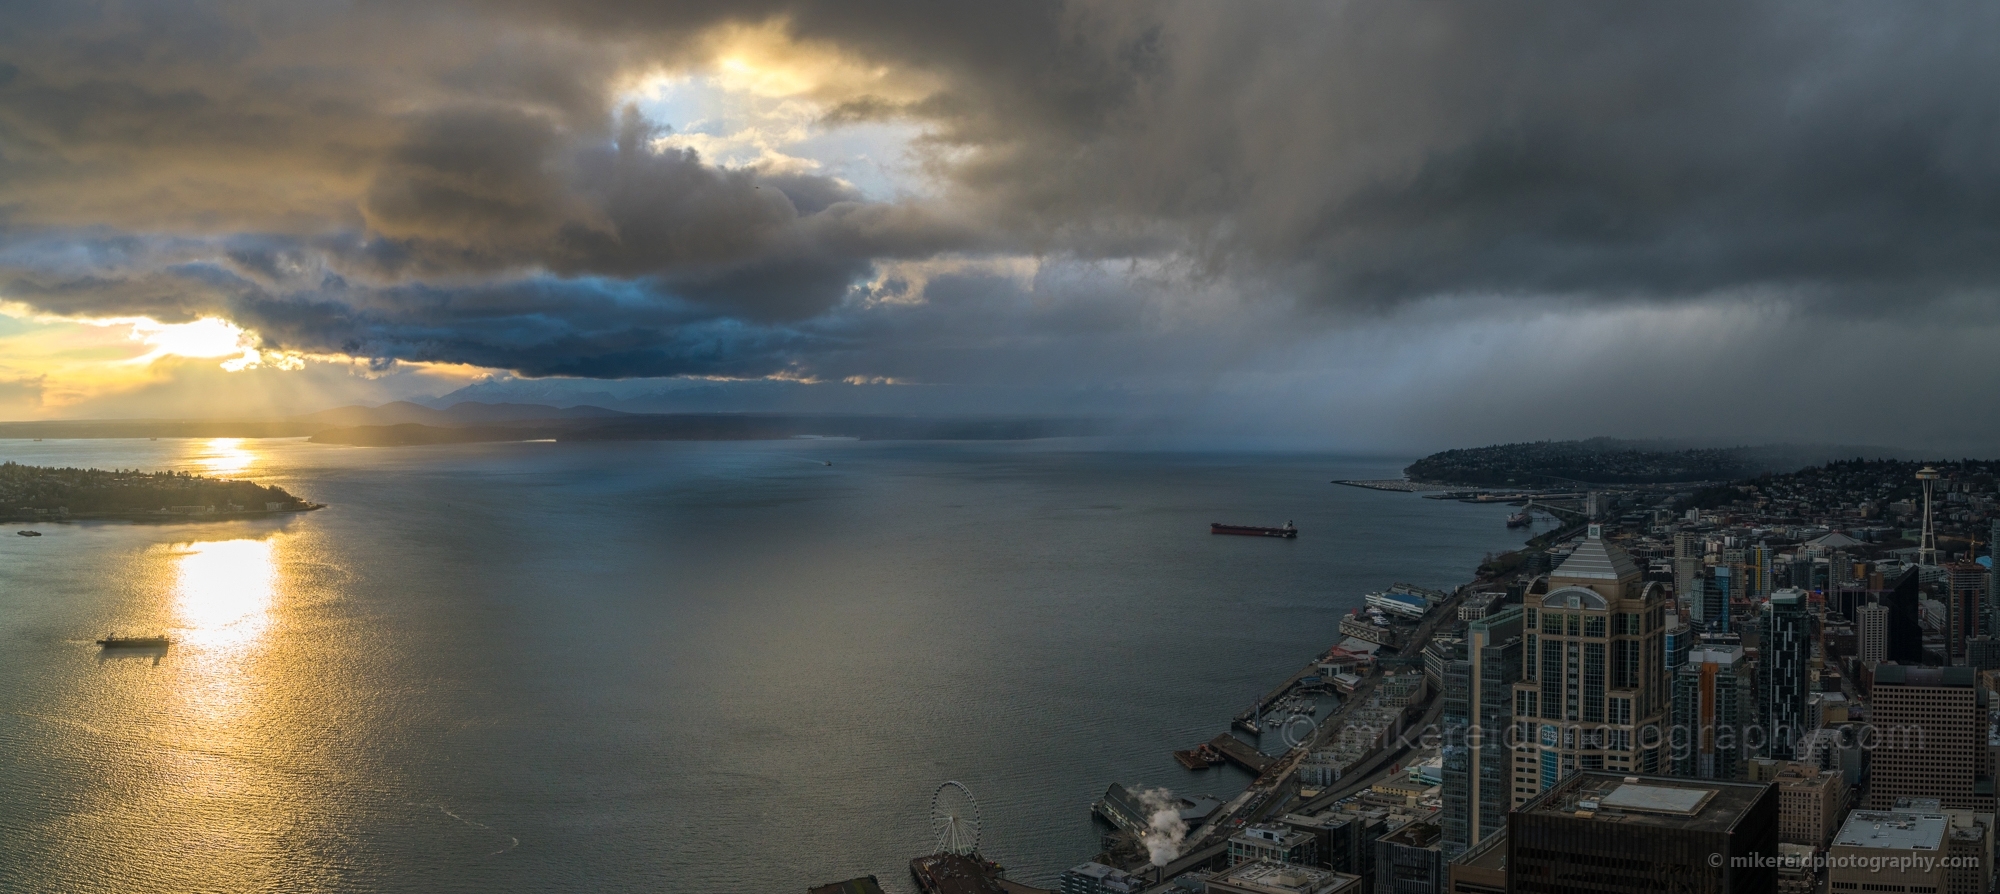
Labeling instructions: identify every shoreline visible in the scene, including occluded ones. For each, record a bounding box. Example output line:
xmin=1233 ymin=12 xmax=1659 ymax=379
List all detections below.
xmin=7 ymin=504 xmax=325 ymax=525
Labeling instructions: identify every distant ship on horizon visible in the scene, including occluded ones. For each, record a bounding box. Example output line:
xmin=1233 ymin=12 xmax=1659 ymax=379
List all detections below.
xmin=1211 ymin=521 xmax=1297 ymax=538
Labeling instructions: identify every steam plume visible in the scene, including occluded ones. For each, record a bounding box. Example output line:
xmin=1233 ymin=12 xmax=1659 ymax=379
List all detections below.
xmin=1130 ymin=787 xmax=1188 ymax=867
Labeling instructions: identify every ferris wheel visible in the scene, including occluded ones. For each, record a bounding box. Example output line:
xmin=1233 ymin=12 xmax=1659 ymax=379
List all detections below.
xmin=929 ymin=780 xmax=982 ymax=856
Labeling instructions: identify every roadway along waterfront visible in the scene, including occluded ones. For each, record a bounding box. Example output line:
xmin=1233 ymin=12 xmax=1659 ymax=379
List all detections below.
xmin=1160 ymin=565 xmax=1496 ymax=888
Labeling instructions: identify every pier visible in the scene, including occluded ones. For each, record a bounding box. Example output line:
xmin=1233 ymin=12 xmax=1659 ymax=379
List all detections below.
xmin=1204 ymin=733 xmax=1272 ymax=775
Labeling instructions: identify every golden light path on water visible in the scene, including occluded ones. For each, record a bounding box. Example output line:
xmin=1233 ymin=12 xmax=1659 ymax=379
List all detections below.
xmin=172 ymin=538 xmax=278 ymax=651
xmin=195 ymin=437 xmax=256 ymax=476
xmin=158 ymin=535 xmax=294 ymax=888
xmin=59 ymin=504 xmax=355 ymax=892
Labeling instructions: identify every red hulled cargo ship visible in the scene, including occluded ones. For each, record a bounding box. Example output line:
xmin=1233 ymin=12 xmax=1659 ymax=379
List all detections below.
xmin=1210 ymin=521 xmax=1297 ymax=538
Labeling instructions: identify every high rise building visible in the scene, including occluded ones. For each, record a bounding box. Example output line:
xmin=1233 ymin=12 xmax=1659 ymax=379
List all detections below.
xmin=1748 ymin=545 xmax=1775 ymax=601
xmin=1884 ymin=568 xmax=1927 ymax=665
xmin=1700 ymin=567 xmax=1733 ymax=634
xmin=1510 ymin=525 xmax=1670 ymax=806
xmin=1508 ymin=773 xmax=1778 ymax=894
xmin=1770 ymin=763 xmax=1845 ymax=848
xmin=1786 ymin=555 xmax=1813 ymax=595
xmin=1990 ymin=519 xmax=2000 ymax=636
xmin=1947 ymin=560 xmax=1987 ymax=661
xmin=1674 ymin=532 xmax=1705 ymax=611
xmin=1762 ymin=589 xmax=1812 ymax=759
xmin=1663 ymin=616 xmax=1691 ymax=672
xmin=1856 ymin=601 xmax=1888 ymax=668
xmin=1371 ymin=822 xmax=1443 ymax=894
xmin=1670 ymin=638 xmax=1750 ymax=780
xmin=1864 ymin=665 xmax=1994 ymax=812
xmin=1438 ymin=606 xmax=1521 ymax=858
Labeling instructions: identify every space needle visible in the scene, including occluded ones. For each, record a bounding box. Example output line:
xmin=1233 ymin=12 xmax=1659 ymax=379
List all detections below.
xmin=1917 ymin=466 xmax=1941 ymax=567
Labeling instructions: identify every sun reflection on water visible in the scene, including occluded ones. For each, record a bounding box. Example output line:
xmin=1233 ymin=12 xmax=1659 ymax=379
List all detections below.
xmin=197 ymin=437 xmax=256 ymax=476
xmin=171 ymin=538 xmax=278 ymax=652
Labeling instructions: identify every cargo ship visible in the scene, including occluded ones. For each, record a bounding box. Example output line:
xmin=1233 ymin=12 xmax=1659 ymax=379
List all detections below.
xmin=1506 ymin=512 xmax=1531 ymax=528
xmin=96 ymin=634 xmax=170 ymax=648
xmin=1211 ymin=521 xmax=1297 ymax=538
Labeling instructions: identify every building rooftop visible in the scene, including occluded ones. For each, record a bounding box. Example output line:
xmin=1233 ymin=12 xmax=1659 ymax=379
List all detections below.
xmin=1379 ymin=821 xmax=1442 ymax=849
xmin=1232 ymin=824 xmax=1314 ymax=847
xmin=1521 ymin=772 xmax=1770 ymax=835
xmin=1833 ymin=811 xmax=1947 ymax=852
xmin=1873 ymin=665 xmax=1978 ymax=687
xmin=1063 ymin=862 xmax=1137 ymax=882
xmin=1549 ymin=526 xmax=1640 ymax=582
xmin=1806 ymin=531 xmax=1866 ymax=550
xmin=1208 ymin=860 xmax=1360 ymax=894
xmin=1450 ymin=829 xmax=1508 ymax=874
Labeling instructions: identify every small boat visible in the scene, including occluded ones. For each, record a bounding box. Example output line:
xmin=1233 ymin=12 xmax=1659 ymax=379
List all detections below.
xmin=97 ymin=634 xmax=170 ymax=648
xmin=824 ymin=461 xmax=833 ymax=466
xmin=17 ymin=530 xmax=42 ymax=537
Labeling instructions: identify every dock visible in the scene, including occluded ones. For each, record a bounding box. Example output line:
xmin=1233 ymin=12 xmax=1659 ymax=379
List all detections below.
xmin=1204 ymin=733 xmax=1272 ymax=775
xmin=1230 ymin=663 xmax=1315 ymax=730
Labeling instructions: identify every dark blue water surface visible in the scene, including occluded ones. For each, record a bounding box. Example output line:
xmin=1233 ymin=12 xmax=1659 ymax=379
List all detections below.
xmin=0 ymin=438 xmax=1527 ymax=893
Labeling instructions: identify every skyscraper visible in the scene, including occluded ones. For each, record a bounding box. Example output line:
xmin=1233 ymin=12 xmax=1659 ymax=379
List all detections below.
xmin=1509 ymin=773 xmax=1778 ymax=894
xmin=1947 ymin=560 xmax=1987 ymax=661
xmin=1664 ymin=615 xmax=1691 ymax=672
xmin=1510 ymin=525 xmax=1670 ymax=805
xmin=1702 ymin=566 xmax=1733 ymax=634
xmin=1762 ymin=589 xmax=1812 ymax=760
xmin=1440 ymin=605 xmax=1521 ymax=858
xmin=1674 ymin=532 xmax=1704 ymax=612
xmin=1670 ymin=638 xmax=1750 ymax=780
xmin=1856 ymin=601 xmax=1888 ymax=668
xmin=1864 ymin=666 xmax=1994 ymax=812
xmin=1884 ymin=568 xmax=1927 ymax=665
xmin=1990 ymin=519 xmax=2000 ymax=638
xmin=1748 ymin=545 xmax=1775 ymax=601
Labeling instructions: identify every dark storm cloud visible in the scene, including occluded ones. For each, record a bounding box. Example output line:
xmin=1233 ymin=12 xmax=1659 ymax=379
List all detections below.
xmin=2 ymin=0 xmax=1999 ymax=387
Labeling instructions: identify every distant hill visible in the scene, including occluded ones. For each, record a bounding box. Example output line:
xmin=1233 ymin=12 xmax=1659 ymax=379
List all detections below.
xmin=0 ymin=402 xmax=1097 ymax=445
xmin=309 ymin=414 xmax=1099 ymax=446
xmin=1405 ymin=438 xmax=1916 ymax=486
xmin=292 ymin=401 xmax=628 ymax=427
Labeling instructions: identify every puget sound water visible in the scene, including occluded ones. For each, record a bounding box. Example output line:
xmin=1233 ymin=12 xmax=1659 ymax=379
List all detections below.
xmin=0 ymin=437 xmax=1530 ymax=893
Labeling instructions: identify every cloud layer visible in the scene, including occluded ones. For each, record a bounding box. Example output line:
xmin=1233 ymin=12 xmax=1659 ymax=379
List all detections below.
xmin=2 ymin=1 xmax=1998 ymax=444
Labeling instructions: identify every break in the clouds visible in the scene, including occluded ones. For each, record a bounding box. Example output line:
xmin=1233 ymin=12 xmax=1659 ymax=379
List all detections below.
xmin=1 ymin=1 xmax=1999 ymax=444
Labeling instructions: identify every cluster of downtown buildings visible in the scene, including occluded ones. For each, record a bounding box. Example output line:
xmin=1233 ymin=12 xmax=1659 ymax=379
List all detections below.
xmin=849 ymin=461 xmax=2000 ymax=894
xmin=1427 ymin=462 xmax=2000 ymax=893
xmin=1058 ymin=462 xmax=2000 ymax=894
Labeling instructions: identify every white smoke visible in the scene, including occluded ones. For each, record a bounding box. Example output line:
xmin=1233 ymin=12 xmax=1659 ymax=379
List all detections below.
xmin=1131 ymin=787 xmax=1189 ymax=867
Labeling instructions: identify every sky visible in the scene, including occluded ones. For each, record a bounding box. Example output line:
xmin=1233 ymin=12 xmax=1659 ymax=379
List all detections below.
xmin=2 ymin=1 xmax=1999 ymax=452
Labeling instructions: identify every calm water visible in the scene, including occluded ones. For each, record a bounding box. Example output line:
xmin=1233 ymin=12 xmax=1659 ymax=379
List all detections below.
xmin=0 ymin=438 xmax=1528 ymax=893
